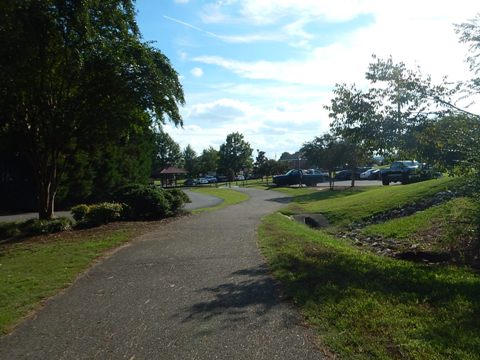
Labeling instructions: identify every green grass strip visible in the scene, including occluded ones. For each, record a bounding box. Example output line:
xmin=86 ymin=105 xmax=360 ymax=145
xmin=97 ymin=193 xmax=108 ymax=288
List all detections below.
xmin=190 ymin=187 xmax=249 ymax=213
xmin=362 ymin=197 xmax=475 ymax=240
xmin=0 ymin=224 xmax=137 ymax=335
xmin=259 ymin=212 xmax=480 ymax=359
xmin=283 ymin=177 xmax=458 ymax=227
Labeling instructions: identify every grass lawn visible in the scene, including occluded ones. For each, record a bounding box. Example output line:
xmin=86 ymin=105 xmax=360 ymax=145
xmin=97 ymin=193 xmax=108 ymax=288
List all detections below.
xmin=190 ymin=187 xmax=249 ymax=213
xmin=0 ymin=221 xmax=156 ymax=335
xmin=283 ymin=177 xmax=459 ymax=227
xmin=259 ymin=213 xmax=480 ymax=359
xmin=362 ymin=197 xmax=475 ymax=240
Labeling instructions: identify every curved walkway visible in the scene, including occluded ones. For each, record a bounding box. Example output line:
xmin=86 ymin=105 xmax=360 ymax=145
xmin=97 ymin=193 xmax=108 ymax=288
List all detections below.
xmin=183 ymin=189 xmax=223 ymax=210
xmin=0 ymin=188 xmax=323 ymax=359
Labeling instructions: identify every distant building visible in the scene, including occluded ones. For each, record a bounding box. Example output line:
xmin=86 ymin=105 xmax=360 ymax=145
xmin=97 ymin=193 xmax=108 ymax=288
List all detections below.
xmin=279 ymin=152 xmax=308 ymax=169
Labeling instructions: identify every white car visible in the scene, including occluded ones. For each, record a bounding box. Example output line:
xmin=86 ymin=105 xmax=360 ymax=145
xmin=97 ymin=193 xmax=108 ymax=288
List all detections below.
xmin=360 ymin=168 xmax=381 ymax=180
xmin=360 ymin=169 xmax=375 ymax=179
xmin=197 ymin=178 xmax=209 ymax=184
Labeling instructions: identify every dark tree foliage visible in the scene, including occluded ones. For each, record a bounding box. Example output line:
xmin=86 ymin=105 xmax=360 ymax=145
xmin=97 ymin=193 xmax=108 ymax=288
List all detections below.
xmin=0 ymin=134 xmax=36 ymax=212
xmin=152 ymin=130 xmax=183 ymax=173
xmin=183 ymin=145 xmax=199 ymax=177
xmin=254 ymin=150 xmax=267 ymax=177
xmin=365 ymin=56 xmax=453 ymax=156
xmin=326 ymin=84 xmax=375 ymax=186
xmin=198 ymin=146 xmax=220 ymax=175
xmin=301 ymin=134 xmax=350 ymax=189
xmin=0 ymin=0 xmax=184 ymax=218
xmin=218 ymin=132 xmax=253 ymax=181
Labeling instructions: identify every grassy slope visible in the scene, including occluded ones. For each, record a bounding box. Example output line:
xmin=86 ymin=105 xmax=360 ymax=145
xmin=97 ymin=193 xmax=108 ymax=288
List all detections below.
xmin=0 ymin=223 xmax=145 ymax=335
xmin=259 ymin=213 xmax=480 ymax=359
xmin=259 ymin=177 xmax=479 ymax=358
xmin=283 ymin=177 xmax=458 ymax=227
xmin=362 ymin=197 xmax=475 ymax=240
xmin=189 ymin=187 xmax=249 ymax=213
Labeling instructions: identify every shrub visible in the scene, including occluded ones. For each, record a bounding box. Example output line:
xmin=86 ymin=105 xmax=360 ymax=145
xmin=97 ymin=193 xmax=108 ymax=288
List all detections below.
xmin=21 ymin=217 xmax=73 ymax=236
xmin=164 ymin=189 xmax=190 ymax=215
xmin=114 ymin=183 xmax=187 ymax=220
xmin=0 ymin=222 xmax=22 ymax=240
xmin=85 ymin=202 xmax=123 ymax=226
xmin=168 ymin=188 xmax=191 ymax=204
xmin=71 ymin=204 xmax=90 ymax=222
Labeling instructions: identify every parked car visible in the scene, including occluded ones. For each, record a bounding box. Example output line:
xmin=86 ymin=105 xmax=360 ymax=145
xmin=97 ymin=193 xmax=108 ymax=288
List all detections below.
xmin=184 ymin=179 xmax=197 ymax=187
xmin=235 ymin=175 xmax=245 ymax=181
xmin=335 ymin=170 xmax=356 ymax=181
xmin=216 ymin=175 xmax=228 ymax=182
xmin=380 ymin=160 xmax=434 ymax=185
xmin=205 ymin=175 xmax=217 ymax=183
xmin=272 ymin=169 xmax=325 ymax=187
xmin=305 ymin=169 xmax=329 ymax=181
xmin=335 ymin=168 xmax=370 ymax=181
xmin=197 ymin=178 xmax=209 ymax=184
xmin=360 ymin=168 xmax=381 ymax=180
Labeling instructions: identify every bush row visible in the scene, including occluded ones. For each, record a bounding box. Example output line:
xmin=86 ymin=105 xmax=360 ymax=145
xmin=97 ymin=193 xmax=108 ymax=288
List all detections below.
xmin=0 ymin=217 xmax=73 ymax=240
xmin=71 ymin=184 xmax=190 ymax=227
xmin=0 ymin=185 xmax=190 ymax=240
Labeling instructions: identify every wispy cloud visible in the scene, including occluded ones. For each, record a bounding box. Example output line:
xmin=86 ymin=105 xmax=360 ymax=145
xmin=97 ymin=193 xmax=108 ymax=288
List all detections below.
xmin=163 ymin=15 xmax=282 ymax=43
xmin=190 ymin=67 xmax=204 ymax=77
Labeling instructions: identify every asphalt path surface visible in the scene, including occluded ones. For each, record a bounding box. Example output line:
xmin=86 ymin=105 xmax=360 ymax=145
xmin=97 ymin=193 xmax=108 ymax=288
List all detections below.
xmin=183 ymin=189 xmax=223 ymax=210
xmin=0 ymin=181 xmax=388 ymax=223
xmin=0 ymin=188 xmax=324 ymax=359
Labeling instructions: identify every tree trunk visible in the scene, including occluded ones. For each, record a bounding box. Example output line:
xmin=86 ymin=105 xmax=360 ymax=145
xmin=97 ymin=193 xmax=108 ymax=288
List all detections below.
xmin=351 ymin=166 xmax=356 ymax=187
xmin=38 ymin=179 xmax=56 ymax=220
xmin=37 ymin=157 xmax=58 ymax=220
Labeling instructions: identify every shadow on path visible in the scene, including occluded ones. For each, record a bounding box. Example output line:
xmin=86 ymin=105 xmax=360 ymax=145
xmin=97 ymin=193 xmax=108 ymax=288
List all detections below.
xmin=180 ymin=265 xmax=285 ymax=325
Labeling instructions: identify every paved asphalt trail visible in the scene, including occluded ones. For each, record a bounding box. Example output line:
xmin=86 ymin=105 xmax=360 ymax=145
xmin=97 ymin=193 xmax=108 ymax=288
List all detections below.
xmin=183 ymin=189 xmax=223 ymax=211
xmin=0 ymin=188 xmax=324 ymax=359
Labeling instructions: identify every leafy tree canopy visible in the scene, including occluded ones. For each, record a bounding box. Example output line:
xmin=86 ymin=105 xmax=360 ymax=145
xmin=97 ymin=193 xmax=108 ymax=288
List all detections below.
xmin=0 ymin=0 xmax=185 ymax=218
xmin=153 ymin=131 xmax=183 ymax=172
xmin=218 ymin=132 xmax=253 ymax=180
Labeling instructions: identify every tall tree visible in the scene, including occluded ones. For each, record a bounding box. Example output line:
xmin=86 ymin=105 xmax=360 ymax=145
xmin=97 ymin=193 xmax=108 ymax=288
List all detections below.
xmin=153 ymin=131 xmax=182 ymax=171
xmin=326 ymin=84 xmax=376 ymax=186
xmin=365 ymin=56 xmax=452 ymax=155
xmin=301 ymin=134 xmax=350 ymax=190
xmin=198 ymin=146 xmax=219 ymax=175
xmin=218 ymin=132 xmax=253 ymax=181
xmin=456 ymin=14 xmax=480 ymax=101
xmin=254 ymin=150 xmax=268 ymax=178
xmin=183 ymin=145 xmax=198 ymax=177
xmin=0 ymin=1 xmax=184 ymax=219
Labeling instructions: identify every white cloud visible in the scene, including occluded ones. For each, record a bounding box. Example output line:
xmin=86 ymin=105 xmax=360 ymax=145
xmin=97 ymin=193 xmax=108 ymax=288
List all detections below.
xmin=188 ymin=98 xmax=252 ymax=122
xmin=190 ymin=67 xmax=204 ymax=77
xmin=238 ymin=0 xmax=377 ymax=24
xmin=166 ymin=93 xmax=331 ymax=158
xmin=194 ymin=0 xmax=480 ymax=88
xmin=166 ymin=1 xmax=480 ymax=156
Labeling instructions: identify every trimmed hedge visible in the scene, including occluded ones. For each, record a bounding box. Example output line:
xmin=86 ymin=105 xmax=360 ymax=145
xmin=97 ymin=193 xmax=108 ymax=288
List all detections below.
xmin=114 ymin=184 xmax=189 ymax=220
xmin=71 ymin=204 xmax=90 ymax=222
xmin=71 ymin=202 xmax=123 ymax=228
xmin=68 ymin=185 xmax=190 ymax=229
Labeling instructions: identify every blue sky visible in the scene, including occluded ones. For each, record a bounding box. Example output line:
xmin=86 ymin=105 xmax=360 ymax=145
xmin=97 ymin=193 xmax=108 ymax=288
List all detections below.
xmin=135 ymin=0 xmax=479 ymax=158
